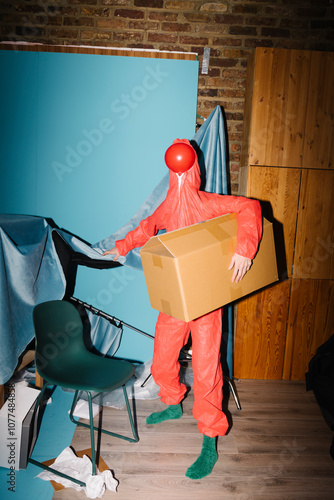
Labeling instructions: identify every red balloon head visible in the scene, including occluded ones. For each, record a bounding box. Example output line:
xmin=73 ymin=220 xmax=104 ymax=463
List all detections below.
xmin=164 ymin=143 xmax=196 ymax=173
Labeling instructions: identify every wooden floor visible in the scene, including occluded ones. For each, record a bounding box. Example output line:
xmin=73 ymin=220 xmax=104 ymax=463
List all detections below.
xmin=52 ymin=380 xmax=334 ymax=500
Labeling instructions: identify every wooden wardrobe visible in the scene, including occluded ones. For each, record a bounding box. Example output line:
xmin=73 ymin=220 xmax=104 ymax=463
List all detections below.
xmin=234 ymin=47 xmax=334 ymax=380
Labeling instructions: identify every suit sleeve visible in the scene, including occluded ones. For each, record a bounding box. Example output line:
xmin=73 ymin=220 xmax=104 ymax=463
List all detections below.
xmin=115 ymin=203 xmax=167 ymax=256
xmin=200 ymin=193 xmax=262 ymax=259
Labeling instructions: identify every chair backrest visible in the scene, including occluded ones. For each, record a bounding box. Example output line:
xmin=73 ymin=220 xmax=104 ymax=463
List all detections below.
xmin=33 ymin=300 xmax=86 ymax=377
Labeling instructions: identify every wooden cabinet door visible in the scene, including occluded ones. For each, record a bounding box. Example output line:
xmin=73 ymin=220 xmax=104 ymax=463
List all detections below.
xmin=283 ymin=279 xmax=334 ymax=380
xmin=234 ymin=280 xmax=291 ymax=379
xmin=248 ymin=48 xmax=310 ymax=168
xmin=234 ymin=165 xmax=300 ymax=379
xmin=293 ymin=169 xmax=334 ymax=279
xmin=246 ymin=165 xmax=301 ymax=278
xmin=302 ymin=51 xmax=334 ymax=170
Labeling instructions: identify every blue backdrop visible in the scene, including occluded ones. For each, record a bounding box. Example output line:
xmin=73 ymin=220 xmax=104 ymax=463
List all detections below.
xmin=0 ymin=48 xmax=199 ymax=364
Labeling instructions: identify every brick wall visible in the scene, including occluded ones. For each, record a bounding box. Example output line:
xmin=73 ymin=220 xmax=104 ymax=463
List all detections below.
xmin=1 ymin=0 xmax=333 ymax=193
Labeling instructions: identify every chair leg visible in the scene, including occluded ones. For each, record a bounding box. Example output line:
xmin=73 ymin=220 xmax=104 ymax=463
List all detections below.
xmin=86 ymin=391 xmax=96 ymax=476
xmin=28 ymin=384 xmax=87 ymax=487
xmin=69 ymin=390 xmax=81 ymax=421
xmin=69 ymin=385 xmax=139 ymax=444
xmin=29 ymin=386 xmax=138 ymax=487
xmin=122 ymin=386 xmax=138 ymax=442
xmin=31 ymin=381 xmax=50 ymax=416
xmin=28 ymin=457 xmax=86 ymax=487
xmin=69 ymin=390 xmax=97 ymax=475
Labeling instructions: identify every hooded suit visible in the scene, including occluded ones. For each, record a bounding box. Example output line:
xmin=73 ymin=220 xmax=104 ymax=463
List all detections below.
xmin=116 ymin=139 xmax=262 ymax=437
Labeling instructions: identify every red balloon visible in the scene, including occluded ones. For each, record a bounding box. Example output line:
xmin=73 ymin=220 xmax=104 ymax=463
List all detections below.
xmin=164 ymin=143 xmax=196 ymax=173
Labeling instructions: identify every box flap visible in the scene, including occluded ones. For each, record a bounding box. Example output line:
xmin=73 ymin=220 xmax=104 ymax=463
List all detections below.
xmin=141 ymin=233 xmax=174 ymax=259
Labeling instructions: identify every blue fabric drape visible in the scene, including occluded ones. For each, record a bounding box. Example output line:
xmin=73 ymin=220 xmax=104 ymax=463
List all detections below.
xmin=0 ymin=106 xmax=234 ymax=384
xmin=0 ymin=215 xmax=123 ymax=384
xmin=0 ymin=215 xmax=66 ymax=385
xmin=194 ymin=107 xmax=229 ymax=195
xmin=87 ymin=311 xmax=123 ymax=357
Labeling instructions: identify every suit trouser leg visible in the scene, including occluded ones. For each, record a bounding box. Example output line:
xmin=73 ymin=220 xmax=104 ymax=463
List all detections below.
xmin=151 ymin=309 xmax=228 ymax=437
xmin=151 ymin=312 xmax=190 ymax=406
xmin=190 ymin=309 xmax=229 ymax=437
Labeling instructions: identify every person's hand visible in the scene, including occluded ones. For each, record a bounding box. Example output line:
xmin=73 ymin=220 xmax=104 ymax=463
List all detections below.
xmin=229 ymin=253 xmax=252 ymax=283
xmin=102 ymin=247 xmax=120 ymax=261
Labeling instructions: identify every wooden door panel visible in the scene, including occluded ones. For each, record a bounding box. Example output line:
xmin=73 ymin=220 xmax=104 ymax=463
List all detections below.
xmin=234 ymin=279 xmax=291 ymax=379
xmin=293 ymin=169 xmax=334 ymax=279
xmin=247 ymin=166 xmax=301 ymax=278
xmin=248 ymin=48 xmax=310 ymax=168
xmin=302 ymin=51 xmax=334 ymax=169
xmin=283 ymin=279 xmax=334 ymax=380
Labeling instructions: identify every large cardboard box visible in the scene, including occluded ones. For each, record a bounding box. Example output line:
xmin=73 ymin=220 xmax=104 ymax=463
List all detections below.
xmin=140 ymin=214 xmax=278 ymax=322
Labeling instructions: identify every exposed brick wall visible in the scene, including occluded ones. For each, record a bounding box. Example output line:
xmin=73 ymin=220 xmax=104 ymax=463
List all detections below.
xmin=1 ymin=0 xmax=333 ymax=193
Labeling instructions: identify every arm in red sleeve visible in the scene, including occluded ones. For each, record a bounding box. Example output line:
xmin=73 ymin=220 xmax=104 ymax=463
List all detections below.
xmin=200 ymin=193 xmax=262 ymax=259
xmin=233 ymin=197 xmax=262 ymax=259
xmin=115 ymin=203 xmax=166 ymax=256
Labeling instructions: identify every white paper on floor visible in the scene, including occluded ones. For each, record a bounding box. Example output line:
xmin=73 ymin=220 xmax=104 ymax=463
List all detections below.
xmin=36 ymin=446 xmax=118 ymax=498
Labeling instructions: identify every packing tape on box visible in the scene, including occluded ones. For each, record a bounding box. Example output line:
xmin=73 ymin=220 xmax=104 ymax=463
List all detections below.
xmin=205 ymin=225 xmax=230 ymax=242
xmin=152 ymin=254 xmax=163 ymax=268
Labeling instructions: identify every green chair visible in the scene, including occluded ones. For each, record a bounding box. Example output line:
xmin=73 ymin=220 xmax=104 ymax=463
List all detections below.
xmin=28 ymin=299 xmax=138 ymax=487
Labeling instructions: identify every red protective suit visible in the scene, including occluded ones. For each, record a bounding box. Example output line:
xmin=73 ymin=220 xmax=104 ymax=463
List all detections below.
xmin=116 ymin=139 xmax=262 ymax=437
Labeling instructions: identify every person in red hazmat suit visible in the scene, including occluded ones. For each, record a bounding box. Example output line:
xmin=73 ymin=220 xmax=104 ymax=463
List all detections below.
xmin=103 ymin=138 xmax=262 ymax=479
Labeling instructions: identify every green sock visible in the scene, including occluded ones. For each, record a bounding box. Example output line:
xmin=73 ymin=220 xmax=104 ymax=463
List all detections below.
xmin=185 ymin=435 xmax=218 ymax=480
xmin=146 ymin=403 xmax=182 ymax=424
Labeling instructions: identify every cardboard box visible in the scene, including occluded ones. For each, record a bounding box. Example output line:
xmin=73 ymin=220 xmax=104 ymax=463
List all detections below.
xmin=140 ymin=214 xmax=278 ymax=322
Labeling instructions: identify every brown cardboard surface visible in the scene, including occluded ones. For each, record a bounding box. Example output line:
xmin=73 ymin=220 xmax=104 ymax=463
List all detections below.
xmin=140 ymin=214 xmax=278 ymax=322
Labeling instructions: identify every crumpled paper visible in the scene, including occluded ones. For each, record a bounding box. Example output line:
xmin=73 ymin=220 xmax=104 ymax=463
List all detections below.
xmin=36 ymin=447 xmax=118 ymax=498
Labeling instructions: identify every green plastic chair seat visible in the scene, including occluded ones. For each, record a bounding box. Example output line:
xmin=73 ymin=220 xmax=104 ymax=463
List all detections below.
xmin=37 ymin=352 xmax=135 ymax=393
xmin=33 ymin=300 xmax=135 ymax=392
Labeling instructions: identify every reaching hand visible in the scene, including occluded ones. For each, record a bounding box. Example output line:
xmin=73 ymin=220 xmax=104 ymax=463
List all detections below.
xmin=229 ymin=253 xmax=252 ymax=283
xmin=102 ymin=247 xmax=120 ymax=261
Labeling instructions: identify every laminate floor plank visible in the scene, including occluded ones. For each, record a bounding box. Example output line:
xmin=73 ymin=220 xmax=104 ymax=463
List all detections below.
xmin=52 ymin=380 xmax=334 ymax=500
